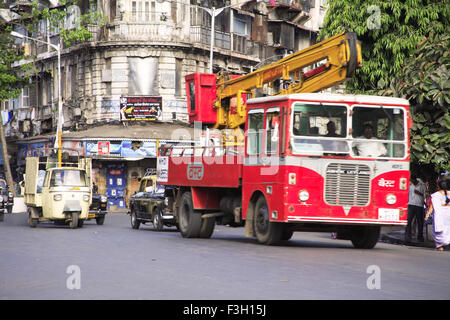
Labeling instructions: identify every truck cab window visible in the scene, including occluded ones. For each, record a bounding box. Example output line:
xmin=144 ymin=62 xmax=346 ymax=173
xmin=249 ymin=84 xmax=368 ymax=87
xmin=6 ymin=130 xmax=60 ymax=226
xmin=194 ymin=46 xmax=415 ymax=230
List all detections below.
xmin=352 ymin=107 xmax=406 ymax=158
xmin=247 ymin=110 xmax=264 ymax=156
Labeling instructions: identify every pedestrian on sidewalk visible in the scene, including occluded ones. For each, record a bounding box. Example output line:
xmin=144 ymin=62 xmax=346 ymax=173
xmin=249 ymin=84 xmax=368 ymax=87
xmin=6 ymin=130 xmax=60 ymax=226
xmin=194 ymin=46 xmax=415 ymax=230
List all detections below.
xmin=425 ymin=173 xmax=450 ymax=251
xmin=406 ymin=174 xmax=427 ymax=243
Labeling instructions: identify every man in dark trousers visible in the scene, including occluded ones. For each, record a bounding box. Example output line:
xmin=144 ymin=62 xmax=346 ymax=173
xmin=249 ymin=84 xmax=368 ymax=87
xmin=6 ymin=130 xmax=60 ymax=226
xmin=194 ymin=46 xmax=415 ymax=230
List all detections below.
xmin=406 ymin=174 xmax=427 ymax=243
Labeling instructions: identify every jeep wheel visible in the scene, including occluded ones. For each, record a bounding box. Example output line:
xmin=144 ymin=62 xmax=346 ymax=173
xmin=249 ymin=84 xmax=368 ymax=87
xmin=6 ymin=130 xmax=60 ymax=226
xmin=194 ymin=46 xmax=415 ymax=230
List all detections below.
xmin=153 ymin=209 xmax=164 ymax=231
xmin=69 ymin=212 xmax=79 ymax=229
xmin=96 ymin=216 xmax=105 ymax=225
xmin=253 ymin=196 xmax=283 ymax=245
xmin=130 ymin=208 xmax=140 ymax=229
xmin=178 ymin=192 xmax=202 ymax=238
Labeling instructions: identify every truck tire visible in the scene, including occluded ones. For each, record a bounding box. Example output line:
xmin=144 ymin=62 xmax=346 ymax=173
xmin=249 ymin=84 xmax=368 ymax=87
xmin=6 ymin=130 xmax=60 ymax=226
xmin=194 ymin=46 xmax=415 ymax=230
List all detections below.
xmin=130 ymin=208 xmax=140 ymax=230
xmin=350 ymin=226 xmax=380 ymax=249
xmin=153 ymin=208 xmax=164 ymax=231
xmin=199 ymin=217 xmax=215 ymax=238
xmin=69 ymin=212 xmax=79 ymax=229
xmin=178 ymin=192 xmax=202 ymax=238
xmin=281 ymin=226 xmax=294 ymax=241
xmin=253 ymin=196 xmax=283 ymax=245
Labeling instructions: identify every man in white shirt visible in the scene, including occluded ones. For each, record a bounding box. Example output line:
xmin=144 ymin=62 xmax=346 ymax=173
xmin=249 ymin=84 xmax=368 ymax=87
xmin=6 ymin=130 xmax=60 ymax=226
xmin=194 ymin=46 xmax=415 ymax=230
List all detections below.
xmin=353 ymin=124 xmax=387 ymax=157
xmin=406 ymin=174 xmax=427 ymax=243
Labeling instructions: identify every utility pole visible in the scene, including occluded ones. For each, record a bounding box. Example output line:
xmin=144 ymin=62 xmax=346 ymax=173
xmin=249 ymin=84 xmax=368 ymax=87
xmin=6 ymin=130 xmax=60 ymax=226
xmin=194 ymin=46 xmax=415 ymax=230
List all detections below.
xmin=0 ymin=112 xmax=16 ymax=196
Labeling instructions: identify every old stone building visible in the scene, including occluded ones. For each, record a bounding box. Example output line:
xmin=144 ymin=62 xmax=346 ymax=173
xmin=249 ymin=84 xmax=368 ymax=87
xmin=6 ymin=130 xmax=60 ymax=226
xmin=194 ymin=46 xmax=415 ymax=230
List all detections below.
xmin=3 ymin=0 xmax=326 ymax=209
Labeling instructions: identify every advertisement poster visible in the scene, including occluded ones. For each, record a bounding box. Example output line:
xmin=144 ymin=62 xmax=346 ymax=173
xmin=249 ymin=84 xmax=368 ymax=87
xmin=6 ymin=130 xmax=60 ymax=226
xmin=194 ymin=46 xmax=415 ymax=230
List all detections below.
xmin=120 ymin=96 xmax=162 ymax=121
xmin=121 ymin=141 xmax=157 ymax=158
xmin=85 ymin=141 xmax=121 ymax=156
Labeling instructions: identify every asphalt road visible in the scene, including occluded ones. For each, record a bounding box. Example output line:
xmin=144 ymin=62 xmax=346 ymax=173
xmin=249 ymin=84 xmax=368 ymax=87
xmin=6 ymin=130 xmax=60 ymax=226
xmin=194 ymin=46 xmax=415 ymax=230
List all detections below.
xmin=1 ymin=212 xmax=449 ymax=300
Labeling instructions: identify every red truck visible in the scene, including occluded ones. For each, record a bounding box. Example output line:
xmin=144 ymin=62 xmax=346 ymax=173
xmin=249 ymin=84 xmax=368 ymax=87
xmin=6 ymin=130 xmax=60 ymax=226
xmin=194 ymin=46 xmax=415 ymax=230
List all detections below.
xmin=157 ymin=33 xmax=410 ymax=249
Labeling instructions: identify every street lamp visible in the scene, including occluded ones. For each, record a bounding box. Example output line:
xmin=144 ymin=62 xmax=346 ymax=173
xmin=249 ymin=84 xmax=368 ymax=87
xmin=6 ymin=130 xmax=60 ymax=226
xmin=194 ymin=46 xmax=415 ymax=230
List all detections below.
xmin=10 ymin=31 xmax=63 ymax=166
xmin=197 ymin=0 xmax=266 ymax=74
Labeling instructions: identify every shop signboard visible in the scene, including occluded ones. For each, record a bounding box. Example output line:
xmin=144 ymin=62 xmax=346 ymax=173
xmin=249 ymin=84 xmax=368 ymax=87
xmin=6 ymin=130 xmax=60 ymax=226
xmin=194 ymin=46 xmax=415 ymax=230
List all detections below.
xmin=120 ymin=96 xmax=162 ymax=121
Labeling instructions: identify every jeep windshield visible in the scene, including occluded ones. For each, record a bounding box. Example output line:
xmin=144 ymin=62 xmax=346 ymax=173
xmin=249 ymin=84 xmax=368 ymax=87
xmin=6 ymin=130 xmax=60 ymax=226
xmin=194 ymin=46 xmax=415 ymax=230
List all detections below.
xmin=50 ymin=169 xmax=87 ymax=187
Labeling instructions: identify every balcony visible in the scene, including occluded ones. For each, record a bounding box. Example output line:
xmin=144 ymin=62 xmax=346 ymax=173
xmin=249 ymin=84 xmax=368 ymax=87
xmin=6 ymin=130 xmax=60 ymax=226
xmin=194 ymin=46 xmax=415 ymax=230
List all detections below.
xmin=108 ymin=21 xmax=176 ymax=42
xmin=189 ymin=26 xmax=231 ymax=50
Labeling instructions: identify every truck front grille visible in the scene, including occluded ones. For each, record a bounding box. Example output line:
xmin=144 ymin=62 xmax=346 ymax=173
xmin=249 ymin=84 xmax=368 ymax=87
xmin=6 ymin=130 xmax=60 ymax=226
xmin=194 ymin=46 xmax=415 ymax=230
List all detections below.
xmin=325 ymin=163 xmax=371 ymax=206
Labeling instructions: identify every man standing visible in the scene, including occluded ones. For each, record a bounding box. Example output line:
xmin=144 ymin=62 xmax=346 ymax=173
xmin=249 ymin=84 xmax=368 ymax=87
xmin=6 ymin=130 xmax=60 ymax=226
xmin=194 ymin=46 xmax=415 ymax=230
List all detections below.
xmin=406 ymin=174 xmax=427 ymax=243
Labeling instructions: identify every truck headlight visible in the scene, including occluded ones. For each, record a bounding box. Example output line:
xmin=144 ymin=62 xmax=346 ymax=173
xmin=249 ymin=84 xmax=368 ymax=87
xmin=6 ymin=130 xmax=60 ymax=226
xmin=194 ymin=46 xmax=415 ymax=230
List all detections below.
xmin=100 ymin=195 xmax=107 ymax=202
xmin=0 ymin=195 xmax=4 ymax=202
xmin=8 ymin=192 xmax=13 ymax=198
xmin=386 ymin=194 xmax=397 ymax=205
xmin=299 ymin=190 xmax=309 ymax=202
xmin=83 ymin=195 xmax=90 ymax=202
xmin=54 ymin=194 xmax=62 ymax=201
xmin=164 ymin=197 xmax=169 ymax=206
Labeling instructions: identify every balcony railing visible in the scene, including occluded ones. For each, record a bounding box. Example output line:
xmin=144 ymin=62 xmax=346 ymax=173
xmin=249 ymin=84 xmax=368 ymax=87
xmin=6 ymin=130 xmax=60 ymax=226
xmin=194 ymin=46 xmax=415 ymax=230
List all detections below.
xmin=108 ymin=21 xmax=176 ymax=42
xmin=189 ymin=26 xmax=231 ymax=50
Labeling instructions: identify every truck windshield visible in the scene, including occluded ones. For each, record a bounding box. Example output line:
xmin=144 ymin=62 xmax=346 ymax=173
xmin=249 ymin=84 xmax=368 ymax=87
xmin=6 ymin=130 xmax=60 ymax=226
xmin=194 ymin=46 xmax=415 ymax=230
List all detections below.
xmin=50 ymin=169 xmax=87 ymax=187
xmin=351 ymin=106 xmax=406 ymax=158
xmin=291 ymin=103 xmax=349 ymax=155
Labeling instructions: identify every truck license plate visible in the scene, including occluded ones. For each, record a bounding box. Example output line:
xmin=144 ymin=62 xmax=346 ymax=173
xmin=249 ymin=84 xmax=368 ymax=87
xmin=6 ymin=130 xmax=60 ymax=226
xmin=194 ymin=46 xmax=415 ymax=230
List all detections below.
xmin=378 ymin=208 xmax=399 ymax=221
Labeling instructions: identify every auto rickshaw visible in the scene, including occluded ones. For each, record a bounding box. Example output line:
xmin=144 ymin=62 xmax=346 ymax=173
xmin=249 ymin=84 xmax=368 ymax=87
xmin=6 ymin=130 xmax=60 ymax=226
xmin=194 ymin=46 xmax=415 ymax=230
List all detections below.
xmin=25 ymin=149 xmax=92 ymax=228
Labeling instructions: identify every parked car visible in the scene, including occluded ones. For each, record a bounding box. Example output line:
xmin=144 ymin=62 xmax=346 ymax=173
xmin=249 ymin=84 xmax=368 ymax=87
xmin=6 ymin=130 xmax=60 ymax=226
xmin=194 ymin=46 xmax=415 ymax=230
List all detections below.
xmin=0 ymin=178 xmax=14 ymax=221
xmin=129 ymin=170 xmax=176 ymax=231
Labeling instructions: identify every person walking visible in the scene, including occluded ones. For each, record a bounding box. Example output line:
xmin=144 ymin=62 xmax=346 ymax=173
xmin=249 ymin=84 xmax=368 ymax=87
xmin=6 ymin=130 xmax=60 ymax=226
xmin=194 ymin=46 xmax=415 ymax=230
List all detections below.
xmin=406 ymin=174 xmax=427 ymax=243
xmin=425 ymin=173 xmax=450 ymax=251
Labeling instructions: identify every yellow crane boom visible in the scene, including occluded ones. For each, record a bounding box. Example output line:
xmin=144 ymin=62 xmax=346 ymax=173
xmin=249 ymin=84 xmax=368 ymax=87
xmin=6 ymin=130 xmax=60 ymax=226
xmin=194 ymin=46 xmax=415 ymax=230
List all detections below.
xmin=213 ymin=32 xmax=362 ymax=129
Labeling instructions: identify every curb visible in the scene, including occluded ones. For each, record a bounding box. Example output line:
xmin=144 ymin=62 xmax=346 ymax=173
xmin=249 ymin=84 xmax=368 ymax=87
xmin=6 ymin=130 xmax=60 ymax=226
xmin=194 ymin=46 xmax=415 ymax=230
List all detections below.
xmin=381 ymin=231 xmax=436 ymax=249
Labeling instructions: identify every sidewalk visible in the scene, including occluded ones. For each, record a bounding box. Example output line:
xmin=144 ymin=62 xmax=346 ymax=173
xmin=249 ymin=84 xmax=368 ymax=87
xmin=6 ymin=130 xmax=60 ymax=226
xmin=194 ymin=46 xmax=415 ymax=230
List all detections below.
xmin=380 ymin=225 xmax=436 ymax=249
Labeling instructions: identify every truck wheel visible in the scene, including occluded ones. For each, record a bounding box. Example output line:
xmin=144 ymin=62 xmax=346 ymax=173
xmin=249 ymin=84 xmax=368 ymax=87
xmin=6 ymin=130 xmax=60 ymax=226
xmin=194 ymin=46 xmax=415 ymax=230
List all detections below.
xmin=350 ymin=226 xmax=380 ymax=249
xmin=130 ymin=208 xmax=140 ymax=230
xmin=281 ymin=226 xmax=294 ymax=241
xmin=27 ymin=208 xmax=38 ymax=228
xmin=178 ymin=192 xmax=202 ymax=238
xmin=69 ymin=212 xmax=79 ymax=229
xmin=199 ymin=217 xmax=215 ymax=238
xmin=253 ymin=196 xmax=283 ymax=245
xmin=153 ymin=209 xmax=164 ymax=231
xmin=96 ymin=216 xmax=105 ymax=225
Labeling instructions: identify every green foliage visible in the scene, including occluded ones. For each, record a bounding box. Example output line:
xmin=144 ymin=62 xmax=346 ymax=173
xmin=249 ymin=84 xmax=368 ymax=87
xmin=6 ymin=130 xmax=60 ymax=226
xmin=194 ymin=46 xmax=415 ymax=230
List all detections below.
xmin=320 ymin=0 xmax=449 ymax=93
xmin=0 ymin=0 xmax=105 ymax=102
xmin=379 ymin=30 xmax=450 ymax=173
xmin=320 ymin=0 xmax=449 ymax=174
xmin=0 ymin=25 xmax=28 ymax=101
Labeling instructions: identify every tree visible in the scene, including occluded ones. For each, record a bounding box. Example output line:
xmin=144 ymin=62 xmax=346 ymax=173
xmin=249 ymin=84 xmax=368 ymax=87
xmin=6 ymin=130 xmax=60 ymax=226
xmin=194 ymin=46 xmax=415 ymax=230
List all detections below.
xmin=376 ymin=29 xmax=450 ymax=174
xmin=319 ymin=0 xmax=449 ymax=93
xmin=0 ymin=0 xmax=104 ymax=194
